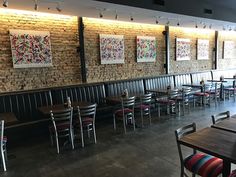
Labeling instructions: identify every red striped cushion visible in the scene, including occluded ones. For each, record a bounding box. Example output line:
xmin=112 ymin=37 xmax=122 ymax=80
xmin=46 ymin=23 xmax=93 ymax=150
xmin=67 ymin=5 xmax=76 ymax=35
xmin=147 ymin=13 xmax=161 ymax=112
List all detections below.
xmin=114 ymin=108 xmax=133 ymax=117
xmin=229 ymin=170 xmax=236 ymax=177
xmin=184 ymin=153 xmax=222 ymax=177
xmin=194 ymin=92 xmax=209 ymax=96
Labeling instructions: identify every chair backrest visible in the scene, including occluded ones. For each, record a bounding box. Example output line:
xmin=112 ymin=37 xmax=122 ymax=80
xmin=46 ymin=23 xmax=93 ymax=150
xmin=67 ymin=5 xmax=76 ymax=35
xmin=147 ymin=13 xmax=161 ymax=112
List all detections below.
xmin=121 ymin=96 xmax=136 ymax=109
xmin=211 ymin=111 xmax=230 ymax=124
xmin=77 ymin=103 xmax=97 ymax=124
xmin=50 ymin=108 xmax=73 ymax=133
xmin=168 ymin=89 xmax=179 ymax=99
xmin=175 ymin=123 xmax=196 ymax=164
xmin=181 ymin=87 xmax=192 ymax=100
xmin=0 ymin=120 xmax=4 ymax=147
xmin=140 ymin=93 xmax=152 ymax=105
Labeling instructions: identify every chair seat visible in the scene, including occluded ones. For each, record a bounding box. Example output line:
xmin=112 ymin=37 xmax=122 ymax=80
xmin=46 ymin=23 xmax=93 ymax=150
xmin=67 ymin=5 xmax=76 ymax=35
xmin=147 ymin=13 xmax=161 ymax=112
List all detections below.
xmin=224 ymin=87 xmax=236 ymax=91
xmin=114 ymin=108 xmax=133 ymax=117
xmin=74 ymin=117 xmax=93 ymax=126
xmin=229 ymin=170 xmax=236 ymax=177
xmin=156 ymin=99 xmax=175 ymax=104
xmin=49 ymin=122 xmax=70 ymax=132
xmin=194 ymin=92 xmax=210 ymax=96
xmin=184 ymin=153 xmax=223 ymax=177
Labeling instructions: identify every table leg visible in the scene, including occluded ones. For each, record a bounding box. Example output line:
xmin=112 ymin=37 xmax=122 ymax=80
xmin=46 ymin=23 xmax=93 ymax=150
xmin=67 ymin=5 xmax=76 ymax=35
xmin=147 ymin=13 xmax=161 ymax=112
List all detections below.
xmin=223 ymin=159 xmax=231 ymax=177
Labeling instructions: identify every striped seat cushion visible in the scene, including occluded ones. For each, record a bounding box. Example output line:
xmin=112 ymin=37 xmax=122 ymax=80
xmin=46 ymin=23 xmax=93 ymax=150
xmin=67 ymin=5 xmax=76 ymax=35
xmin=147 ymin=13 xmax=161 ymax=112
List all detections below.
xmin=229 ymin=170 xmax=236 ymax=177
xmin=184 ymin=153 xmax=222 ymax=177
xmin=114 ymin=108 xmax=133 ymax=117
xmin=194 ymin=92 xmax=209 ymax=96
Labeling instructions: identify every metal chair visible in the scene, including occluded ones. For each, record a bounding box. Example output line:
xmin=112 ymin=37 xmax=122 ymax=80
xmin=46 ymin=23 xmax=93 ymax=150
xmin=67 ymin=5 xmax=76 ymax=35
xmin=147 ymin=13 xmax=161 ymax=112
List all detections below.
xmin=175 ymin=123 xmax=223 ymax=177
xmin=212 ymin=111 xmax=230 ymax=124
xmin=156 ymin=89 xmax=178 ymax=117
xmin=0 ymin=120 xmax=7 ymax=171
xmin=224 ymin=80 xmax=236 ymax=101
xmin=193 ymin=84 xmax=211 ymax=107
xmin=135 ymin=93 xmax=152 ymax=127
xmin=113 ymin=96 xmax=136 ymax=134
xmin=206 ymin=82 xmax=221 ymax=105
xmin=76 ymin=104 xmax=97 ymax=148
xmin=49 ymin=108 xmax=74 ymax=154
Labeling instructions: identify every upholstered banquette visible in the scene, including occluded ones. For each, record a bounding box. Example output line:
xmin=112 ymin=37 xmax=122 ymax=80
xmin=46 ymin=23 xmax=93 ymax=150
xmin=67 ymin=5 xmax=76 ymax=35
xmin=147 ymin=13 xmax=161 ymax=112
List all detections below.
xmin=191 ymin=71 xmax=212 ymax=84
xmin=174 ymin=73 xmax=192 ymax=88
xmin=144 ymin=75 xmax=175 ymax=91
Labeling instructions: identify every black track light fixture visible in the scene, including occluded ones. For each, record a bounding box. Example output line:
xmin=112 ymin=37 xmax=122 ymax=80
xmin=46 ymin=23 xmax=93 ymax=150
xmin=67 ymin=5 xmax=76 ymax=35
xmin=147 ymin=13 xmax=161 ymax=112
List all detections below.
xmin=34 ymin=0 xmax=38 ymax=11
xmin=56 ymin=2 xmax=62 ymax=12
xmin=3 ymin=0 xmax=8 ymax=7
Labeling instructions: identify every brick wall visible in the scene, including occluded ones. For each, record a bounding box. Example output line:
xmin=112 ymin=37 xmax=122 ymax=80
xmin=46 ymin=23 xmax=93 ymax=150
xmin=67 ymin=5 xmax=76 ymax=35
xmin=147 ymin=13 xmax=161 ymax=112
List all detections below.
xmin=218 ymin=31 xmax=236 ymax=69
xmin=83 ymin=17 xmax=165 ymax=82
xmin=0 ymin=10 xmax=80 ymax=92
xmin=169 ymin=27 xmax=215 ymax=73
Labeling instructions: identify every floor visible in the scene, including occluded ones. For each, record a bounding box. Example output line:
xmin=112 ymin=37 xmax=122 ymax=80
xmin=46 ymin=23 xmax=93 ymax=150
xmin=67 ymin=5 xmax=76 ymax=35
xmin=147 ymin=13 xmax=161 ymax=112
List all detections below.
xmin=1 ymin=99 xmax=236 ymax=177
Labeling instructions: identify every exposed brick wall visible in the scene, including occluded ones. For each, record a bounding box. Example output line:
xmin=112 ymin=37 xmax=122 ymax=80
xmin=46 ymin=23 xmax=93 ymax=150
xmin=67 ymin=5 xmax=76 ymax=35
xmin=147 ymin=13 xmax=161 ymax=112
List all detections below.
xmin=83 ymin=17 xmax=165 ymax=82
xmin=0 ymin=10 xmax=81 ymax=92
xmin=218 ymin=31 xmax=236 ymax=69
xmin=169 ymin=27 xmax=215 ymax=73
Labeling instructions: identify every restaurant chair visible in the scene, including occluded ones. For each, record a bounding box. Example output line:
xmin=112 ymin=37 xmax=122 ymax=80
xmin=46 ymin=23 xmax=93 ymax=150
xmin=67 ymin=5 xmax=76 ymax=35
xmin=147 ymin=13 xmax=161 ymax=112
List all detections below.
xmin=229 ymin=170 xmax=236 ymax=177
xmin=135 ymin=93 xmax=152 ymax=127
xmin=156 ymin=89 xmax=178 ymax=117
xmin=193 ymin=84 xmax=211 ymax=107
xmin=175 ymin=123 xmax=223 ymax=177
xmin=0 ymin=120 xmax=7 ymax=171
xmin=211 ymin=111 xmax=230 ymax=124
xmin=224 ymin=80 xmax=236 ymax=101
xmin=76 ymin=104 xmax=97 ymax=148
xmin=206 ymin=82 xmax=221 ymax=105
xmin=113 ymin=96 xmax=136 ymax=134
xmin=49 ymin=108 xmax=74 ymax=154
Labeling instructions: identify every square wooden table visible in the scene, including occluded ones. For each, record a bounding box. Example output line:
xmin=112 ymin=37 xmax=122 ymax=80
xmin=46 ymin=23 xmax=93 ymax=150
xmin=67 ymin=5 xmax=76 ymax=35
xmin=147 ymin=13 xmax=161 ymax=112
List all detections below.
xmin=179 ymin=127 xmax=236 ymax=177
xmin=211 ymin=117 xmax=236 ymax=133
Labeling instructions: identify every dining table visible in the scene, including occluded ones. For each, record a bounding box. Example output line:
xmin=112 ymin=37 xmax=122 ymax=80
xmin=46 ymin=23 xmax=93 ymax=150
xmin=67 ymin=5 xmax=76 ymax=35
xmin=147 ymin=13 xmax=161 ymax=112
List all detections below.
xmin=211 ymin=116 xmax=236 ymax=133
xmin=179 ymin=127 xmax=236 ymax=177
xmin=38 ymin=101 xmax=92 ymax=116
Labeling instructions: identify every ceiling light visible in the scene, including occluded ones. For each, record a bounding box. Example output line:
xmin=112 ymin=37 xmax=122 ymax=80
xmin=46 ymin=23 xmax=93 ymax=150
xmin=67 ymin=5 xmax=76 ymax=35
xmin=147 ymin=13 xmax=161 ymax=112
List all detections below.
xmin=115 ymin=10 xmax=118 ymax=20
xmin=56 ymin=2 xmax=62 ymax=12
xmin=3 ymin=0 xmax=8 ymax=7
xmin=130 ymin=15 xmax=134 ymax=21
xmin=34 ymin=0 xmax=38 ymax=11
xmin=177 ymin=22 xmax=180 ymax=26
xmin=156 ymin=19 xmax=159 ymax=24
xmin=166 ymin=20 xmax=170 ymax=25
xmin=195 ymin=24 xmax=198 ymax=28
xmin=203 ymin=24 xmax=206 ymax=28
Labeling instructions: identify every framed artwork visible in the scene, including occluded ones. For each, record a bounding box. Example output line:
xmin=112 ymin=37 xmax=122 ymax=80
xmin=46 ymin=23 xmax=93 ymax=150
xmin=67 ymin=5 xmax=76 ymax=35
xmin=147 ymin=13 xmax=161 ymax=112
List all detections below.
xmin=197 ymin=39 xmax=209 ymax=60
xmin=9 ymin=29 xmax=52 ymax=68
xmin=99 ymin=34 xmax=124 ymax=64
xmin=176 ymin=38 xmax=191 ymax=61
xmin=136 ymin=36 xmax=156 ymax=62
xmin=223 ymin=41 xmax=235 ymax=59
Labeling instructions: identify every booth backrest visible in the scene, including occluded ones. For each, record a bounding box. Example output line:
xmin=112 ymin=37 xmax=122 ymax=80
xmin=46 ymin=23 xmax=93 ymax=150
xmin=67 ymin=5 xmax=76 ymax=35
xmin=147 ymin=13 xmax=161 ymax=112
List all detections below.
xmin=144 ymin=75 xmax=175 ymax=91
xmin=0 ymin=90 xmax=52 ymax=121
xmin=191 ymin=71 xmax=212 ymax=84
xmin=212 ymin=69 xmax=236 ymax=80
xmin=51 ymin=83 xmax=106 ymax=105
xmin=105 ymin=79 xmax=145 ymax=97
xmin=174 ymin=73 xmax=192 ymax=87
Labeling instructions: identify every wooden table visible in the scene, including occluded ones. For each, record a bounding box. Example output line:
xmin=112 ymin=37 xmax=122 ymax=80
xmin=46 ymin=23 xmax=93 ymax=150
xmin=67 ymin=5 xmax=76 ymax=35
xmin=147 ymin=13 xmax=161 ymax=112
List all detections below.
xmin=38 ymin=101 xmax=91 ymax=115
xmin=211 ymin=118 xmax=236 ymax=133
xmin=146 ymin=88 xmax=180 ymax=95
xmin=179 ymin=127 xmax=236 ymax=177
xmin=105 ymin=95 xmax=141 ymax=105
xmin=0 ymin=112 xmax=18 ymax=127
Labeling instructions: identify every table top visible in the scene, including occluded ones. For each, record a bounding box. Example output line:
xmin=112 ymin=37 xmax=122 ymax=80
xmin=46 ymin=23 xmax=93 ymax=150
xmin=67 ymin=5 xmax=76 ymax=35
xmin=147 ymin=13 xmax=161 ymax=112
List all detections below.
xmin=105 ymin=95 xmax=140 ymax=105
xmin=211 ymin=118 xmax=236 ymax=133
xmin=207 ymin=79 xmax=227 ymax=83
xmin=146 ymin=88 xmax=179 ymax=94
xmin=179 ymin=127 xmax=236 ymax=164
xmin=38 ymin=101 xmax=91 ymax=115
xmin=182 ymin=84 xmax=203 ymax=88
xmin=0 ymin=112 xmax=18 ymax=126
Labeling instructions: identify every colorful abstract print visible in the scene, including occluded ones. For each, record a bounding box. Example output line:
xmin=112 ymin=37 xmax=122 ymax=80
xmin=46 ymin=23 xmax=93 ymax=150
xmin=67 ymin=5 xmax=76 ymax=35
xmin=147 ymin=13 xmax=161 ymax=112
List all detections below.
xmin=223 ymin=41 xmax=235 ymax=59
xmin=197 ymin=39 xmax=209 ymax=60
xmin=10 ymin=30 xmax=52 ymax=68
xmin=137 ymin=36 xmax=156 ymax=62
xmin=176 ymin=38 xmax=191 ymax=61
xmin=100 ymin=34 xmax=124 ymax=64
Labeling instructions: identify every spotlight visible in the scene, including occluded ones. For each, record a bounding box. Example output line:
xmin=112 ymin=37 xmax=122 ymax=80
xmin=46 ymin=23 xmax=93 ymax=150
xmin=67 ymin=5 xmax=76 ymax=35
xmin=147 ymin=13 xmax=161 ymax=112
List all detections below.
xmin=3 ymin=0 xmax=8 ymax=7
xmin=203 ymin=24 xmax=206 ymax=28
xmin=115 ymin=11 xmax=118 ymax=20
xmin=156 ymin=19 xmax=159 ymax=24
xmin=195 ymin=24 xmax=198 ymax=28
xmin=56 ymin=2 xmax=62 ymax=12
xmin=209 ymin=24 xmax=212 ymax=29
xmin=99 ymin=12 xmax=103 ymax=18
xmin=177 ymin=22 xmax=180 ymax=26
xmin=34 ymin=0 xmax=38 ymax=11
xmin=166 ymin=21 xmax=170 ymax=25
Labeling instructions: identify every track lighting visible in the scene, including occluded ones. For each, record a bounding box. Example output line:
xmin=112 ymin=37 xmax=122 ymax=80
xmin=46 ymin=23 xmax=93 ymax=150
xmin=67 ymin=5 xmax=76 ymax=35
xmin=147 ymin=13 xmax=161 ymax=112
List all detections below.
xmin=56 ymin=2 xmax=62 ymax=12
xmin=177 ymin=22 xmax=180 ymax=26
xmin=3 ymin=0 xmax=8 ymax=7
xmin=203 ymin=24 xmax=206 ymax=28
xmin=99 ymin=12 xmax=103 ymax=18
xmin=166 ymin=21 xmax=170 ymax=25
xmin=209 ymin=24 xmax=212 ymax=29
xmin=195 ymin=24 xmax=198 ymax=28
xmin=130 ymin=15 xmax=134 ymax=21
xmin=34 ymin=0 xmax=38 ymax=11
xmin=115 ymin=10 xmax=118 ymax=20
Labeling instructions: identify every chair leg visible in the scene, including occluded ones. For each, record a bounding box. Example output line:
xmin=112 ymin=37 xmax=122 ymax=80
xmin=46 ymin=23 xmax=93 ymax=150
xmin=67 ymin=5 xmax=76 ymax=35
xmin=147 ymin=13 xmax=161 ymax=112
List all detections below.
xmin=113 ymin=114 xmax=116 ymax=131
xmin=70 ymin=129 xmax=74 ymax=150
xmin=1 ymin=147 xmax=6 ymax=172
xmin=141 ymin=109 xmax=144 ymax=127
xmin=93 ymin=124 xmax=97 ymax=144
xmin=123 ymin=117 xmax=127 ymax=134
xmin=55 ymin=134 xmax=60 ymax=154
xmin=80 ymin=125 xmax=84 ymax=148
xmin=149 ymin=109 xmax=151 ymax=125
xmin=133 ymin=115 xmax=136 ymax=131
xmin=157 ymin=104 xmax=161 ymax=117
